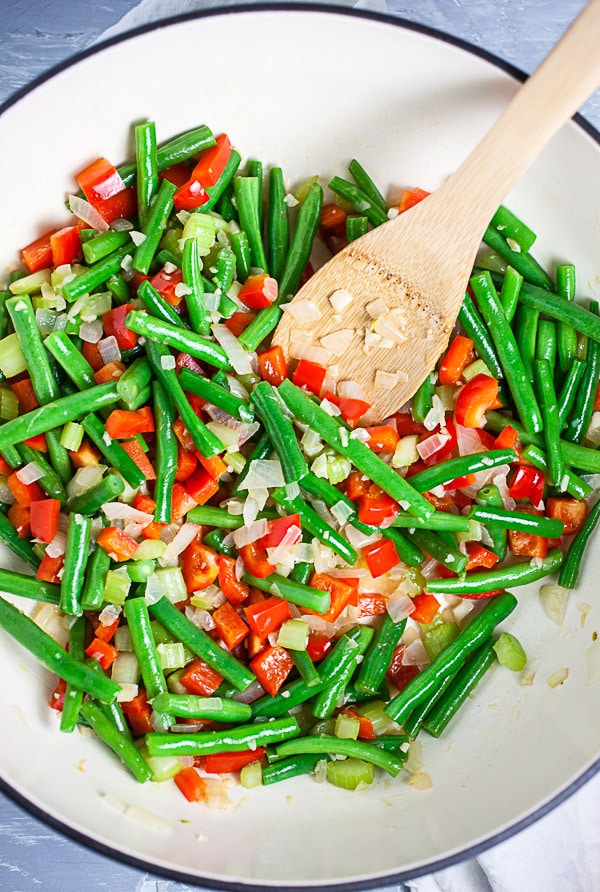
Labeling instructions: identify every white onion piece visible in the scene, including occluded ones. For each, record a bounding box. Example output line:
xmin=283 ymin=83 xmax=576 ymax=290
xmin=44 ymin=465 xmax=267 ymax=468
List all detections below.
xmin=98 ymin=335 xmax=121 ymax=364
xmin=402 ymin=638 xmax=430 ymax=667
xmin=79 ymin=320 xmax=103 ymax=343
xmin=345 ymin=525 xmax=380 ymax=549
xmin=456 ymin=423 xmax=484 ymax=456
xmin=185 ymin=606 xmax=215 ymax=631
xmin=267 ymin=524 xmax=302 ymax=566
xmin=211 ymin=324 xmax=254 ymax=375
xmin=237 ymin=459 xmax=285 ymax=491
xmin=232 ymin=518 xmax=269 ymax=548
xmin=46 ymin=531 xmax=67 ymax=558
xmin=386 ymin=590 xmax=416 ymax=622
xmin=115 ymin=684 xmax=139 ymax=703
xmin=375 ymin=369 xmax=399 ymax=390
xmin=16 ymin=461 xmax=44 ymax=485
xmin=337 ymin=380 xmax=367 ymax=401
xmin=547 ymin=667 xmax=569 ymax=687
xmin=320 ymin=329 xmax=355 ymax=356
xmin=540 ymin=584 xmax=570 ymax=627
xmin=99 ymin=603 xmax=121 ymax=626
xmin=68 ymin=194 xmax=109 ymax=231
xmin=366 ymin=298 xmax=389 ymax=318
xmin=329 ymin=289 xmax=353 ymax=312
xmin=585 ymin=640 xmax=600 ymax=686
xmin=231 ymin=679 xmax=266 ymax=704
xmin=159 ymin=523 xmax=202 ymax=565
xmin=282 ymin=300 xmax=321 ymax=322
xmin=102 ymin=502 xmax=154 ymax=527
xmin=289 ymin=341 xmax=332 ymax=365
xmin=417 ymin=431 xmax=451 ymax=461
xmin=423 ymin=394 xmax=446 ymax=431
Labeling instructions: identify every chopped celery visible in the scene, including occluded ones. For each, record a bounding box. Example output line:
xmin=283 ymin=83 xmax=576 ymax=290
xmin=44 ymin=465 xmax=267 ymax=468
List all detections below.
xmin=334 ymin=713 xmax=360 ymax=740
xmin=326 ymin=757 xmax=374 ymax=790
xmin=145 ymin=567 xmax=188 ymax=604
xmin=0 ymin=386 xmax=19 ymax=421
xmin=240 ymin=760 xmax=263 ymax=789
xmin=423 ymin=621 xmax=460 ymax=660
xmin=0 ymin=334 xmax=27 ymax=378
xmin=8 ymin=269 xmax=51 ymax=295
xmin=493 ymin=632 xmax=527 ymax=671
xmin=277 ymin=619 xmax=310 ymax=651
xmin=157 ymin=642 xmax=186 ymax=671
xmin=462 ymin=358 xmax=493 ymax=381
xmin=181 ymin=212 xmax=216 ymax=252
xmin=103 ymin=568 xmax=132 ymax=606
xmin=60 ymin=421 xmax=84 ymax=452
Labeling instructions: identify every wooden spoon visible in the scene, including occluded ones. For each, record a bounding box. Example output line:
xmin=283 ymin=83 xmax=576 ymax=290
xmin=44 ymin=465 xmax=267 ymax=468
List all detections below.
xmin=272 ymin=0 xmax=600 ymax=423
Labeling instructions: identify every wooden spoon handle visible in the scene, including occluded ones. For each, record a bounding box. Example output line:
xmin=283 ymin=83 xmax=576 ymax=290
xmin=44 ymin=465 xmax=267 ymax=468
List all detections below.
xmin=438 ymin=0 xmax=600 ymax=226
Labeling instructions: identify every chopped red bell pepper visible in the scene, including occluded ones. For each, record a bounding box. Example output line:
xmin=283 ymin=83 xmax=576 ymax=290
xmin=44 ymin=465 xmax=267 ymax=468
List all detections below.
xmin=36 ymin=552 xmax=63 ymax=583
xmin=508 ymin=528 xmax=549 ymax=559
xmin=48 ymin=677 xmax=67 ymax=712
xmin=259 ymin=514 xmax=301 ymax=550
xmin=29 ymin=498 xmax=61 ymax=544
xmin=546 ymin=497 xmax=587 ymax=535
xmin=454 ymin=374 xmax=499 ymax=428
xmin=345 ymin=472 xmax=373 ymax=501
xmin=96 ymin=526 xmax=139 ymax=561
xmin=180 ymin=658 xmax=223 ymax=696
xmin=218 ymin=554 xmax=250 ymax=605
xmin=257 ymin=345 xmax=288 ymax=386
xmin=224 ymin=311 xmax=257 ymax=337
xmin=292 ymin=359 xmax=326 ymax=396
xmin=10 ymin=378 xmax=39 ymax=414
xmin=184 ymin=464 xmax=220 ymax=505
xmin=398 ymin=187 xmax=430 ymax=213
xmin=121 ymin=439 xmax=156 ymax=481
xmin=410 ymin=592 xmax=440 ymax=624
xmin=239 ymin=542 xmax=276 ymax=579
xmin=357 ymin=491 xmax=399 ymax=526
xmin=175 ymin=445 xmax=197 ymax=481
xmin=7 ymin=472 xmax=44 ymax=507
xmin=305 ymin=572 xmax=356 ymax=623
xmin=244 ymin=596 xmax=292 ymax=639
xmin=171 ymin=481 xmax=198 ymax=521
xmin=122 ymin=690 xmax=154 ymax=736
xmin=173 ymin=134 xmax=231 ymax=211
xmin=195 ymin=451 xmax=228 ymax=481
xmin=105 ymin=406 xmax=155 ymax=439
xmin=238 ymin=273 xmax=278 ymax=310
xmin=20 ymin=231 xmax=53 ymax=273
xmin=76 ymin=157 xmax=126 ymax=205
xmin=197 ymin=748 xmax=266 ymax=775
xmin=50 ymin=224 xmax=82 ymax=267
xmin=103 ymin=304 xmax=138 ymax=351
xmin=465 ymin=542 xmax=500 ymax=571
xmin=174 ymin=766 xmax=207 ymax=802
xmin=319 ymin=203 xmax=347 ymax=254
xmin=250 ymin=644 xmax=294 ymax=696
xmin=386 ymin=645 xmax=420 ymax=690
xmin=150 ymin=266 xmax=185 ymax=306
xmin=493 ymin=424 xmax=519 ymax=450
xmin=212 ymin=600 xmax=249 ymax=650
xmin=362 ymin=538 xmax=400 ymax=578
xmin=85 ymin=637 xmax=118 ymax=670
xmin=508 ymin=464 xmax=546 ymax=508
xmin=306 ymin=633 xmax=332 ymax=661
xmin=181 ymin=538 xmax=219 ymax=591
xmin=438 ymin=334 xmax=475 ymax=385
xmin=93 ymin=361 xmax=127 ymax=384
xmin=366 ymin=425 xmax=400 ymax=454
xmin=358 ymin=592 xmax=387 ymax=617
xmin=94 ymin=185 xmax=138 ymax=224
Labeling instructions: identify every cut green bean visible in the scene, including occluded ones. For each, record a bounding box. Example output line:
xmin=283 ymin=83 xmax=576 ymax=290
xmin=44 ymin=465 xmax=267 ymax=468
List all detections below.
xmin=563 ymin=300 xmax=600 ymax=444
xmin=385 ymin=591 xmax=517 ymax=725
xmin=152 ymin=379 xmax=178 ymax=524
xmin=556 ymin=264 xmax=578 ymax=373
xmin=59 ymin=615 xmax=87 ymax=733
xmin=355 ymin=616 xmax=407 ymax=697
xmin=80 ymin=699 xmax=151 ymax=783
xmin=44 ymin=331 xmax=96 ymax=390
xmin=146 ymin=716 xmax=300 ymax=757
xmin=17 ymin=443 xmax=66 ymax=504
xmin=151 ymin=693 xmax=251 ymax=723
xmin=267 ymin=166 xmax=289 ymax=282
xmin=535 ymin=320 xmax=557 ymax=365
xmin=426 ymin=548 xmax=563 ymax=595
xmin=67 ymin=472 xmax=125 ymax=515
xmin=348 ymin=158 xmax=388 ymax=214
xmin=481 ymin=227 xmax=553 ymax=289
xmin=126 ymin=310 xmax=231 ymax=370
xmin=275 ymin=734 xmax=404 ymax=777
xmin=0 ymin=594 xmax=119 ymax=701
xmin=469 ymin=503 xmax=564 ymax=538
xmin=346 ymin=215 xmax=369 ymax=242
xmin=137 ymin=279 xmax=183 ymax=327
xmin=116 ymin=124 xmax=216 ymax=187
xmin=250 ymin=381 xmax=308 ymax=484
xmin=328 ymin=176 xmax=388 ymax=227
xmin=498 ymin=266 xmax=523 ymax=323
xmin=82 ymin=230 xmax=131 ymax=266
xmin=0 ymin=511 xmax=40 ymax=570
xmin=535 ymin=358 xmax=565 ymax=488
xmin=182 ymin=237 xmax=211 ymax=336
xmin=519 ymin=444 xmax=591 ymax=501
xmin=558 ymin=496 xmax=600 ymax=589
xmin=230 ymin=230 xmax=252 ymax=283
xmin=116 ymin=356 xmax=153 ymax=410
xmin=490 ymin=205 xmax=537 ymax=253
xmin=179 ymin=367 xmax=254 ymax=424
xmin=473 ymin=484 xmax=507 ymax=560
xmin=312 ymin=626 xmax=373 ymax=719
xmin=81 ymin=541 xmax=112 ymax=611
xmin=242 ymin=570 xmax=331 ymax=614
xmin=233 ymin=176 xmax=268 ymax=272
xmin=458 ymin=292 xmax=504 ymax=380
xmin=59 ymin=512 xmax=92 ymax=616
xmin=557 ymin=359 xmax=586 ymax=431
xmin=7 ymin=295 xmax=60 ymax=403
xmin=262 ymin=752 xmax=324 ymax=785
xmin=135 ymin=121 xmax=159 ymax=229
xmin=408 ymin=448 xmax=516 ymax=494
xmin=404 ymin=527 xmax=467 ymax=577
xmin=411 ymin=372 xmax=435 ymax=424
xmin=123 ymin=597 xmax=172 ymax=731
xmin=61 ymin=244 xmax=132 ymax=302
xmin=133 ymin=178 xmax=176 ymax=275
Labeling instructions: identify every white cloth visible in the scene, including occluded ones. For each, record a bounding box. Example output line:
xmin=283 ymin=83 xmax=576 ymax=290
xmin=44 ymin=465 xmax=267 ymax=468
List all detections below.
xmin=96 ymin=4 xmax=600 ymax=890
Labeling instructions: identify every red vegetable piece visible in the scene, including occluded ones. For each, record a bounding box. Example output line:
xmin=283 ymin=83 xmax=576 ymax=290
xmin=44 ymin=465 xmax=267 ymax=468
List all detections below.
xmin=454 ymin=374 xmax=499 ymax=428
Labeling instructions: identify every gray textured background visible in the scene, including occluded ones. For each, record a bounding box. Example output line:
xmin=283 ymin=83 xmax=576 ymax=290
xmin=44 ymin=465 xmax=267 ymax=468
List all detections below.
xmin=0 ymin=1 xmax=597 ymax=890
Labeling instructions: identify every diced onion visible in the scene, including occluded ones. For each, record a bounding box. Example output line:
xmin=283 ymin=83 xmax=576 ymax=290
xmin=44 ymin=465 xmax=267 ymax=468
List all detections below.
xmin=386 ymin=590 xmax=415 ymax=622
xmin=374 ymin=369 xmax=399 ymax=390
xmin=102 ymin=502 xmax=154 ymax=526
xmin=79 ymin=320 xmax=103 ymax=343
xmin=68 ymin=194 xmax=109 ymax=232
xmin=232 ymin=518 xmax=269 ymax=548
xmin=320 ymin=329 xmax=355 ymax=355
xmin=267 ymin=524 xmax=302 ymax=566
xmin=329 ymin=289 xmax=354 ymax=312
xmin=46 ymin=531 xmax=67 ymax=558
xmin=585 ymin=640 xmax=600 ymax=686
xmin=402 ymin=638 xmax=430 ymax=667
xmin=540 ymin=584 xmax=570 ymax=627
xmin=282 ymin=300 xmax=322 ymax=322
xmin=211 ymin=324 xmax=254 ymax=375
xmin=236 ymin=459 xmax=285 ymax=491
xmin=547 ymin=667 xmax=569 ymax=687
xmin=98 ymin=335 xmax=121 ymax=364
xmin=338 ymin=380 xmax=367 ymax=401
xmin=289 ymin=341 xmax=332 ymax=365
xmin=159 ymin=523 xmax=202 ymax=566
xmin=160 ymin=354 xmax=176 ymax=370
xmin=417 ymin=430 xmax=451 ymax=461
xmin=16 ymin=461 xmax=44 ymax=485
xmin=366 ymin=298 xmax=389 ymax=318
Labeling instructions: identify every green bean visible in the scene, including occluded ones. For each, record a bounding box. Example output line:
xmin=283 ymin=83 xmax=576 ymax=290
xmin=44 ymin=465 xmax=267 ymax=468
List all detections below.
xmin=385 ymin=591 xmax=517 ymax=725
xmin=116 ymin=356 xmax=153 ymax=410
xmin=409 ymin=448 xmax=516 ymax=494
xmin=346 ymin=215 xmax=369 ymax=243
xmin=498 ymin=265 xmax=523 ymax=324
xmin=262 ymin=752 xmax=324 ymax=785
xmin=484 ymin=410 xmax=600 ymax=477
xmin=558 ymin=496 xmax=600 ymax=589
xmin=149 ymin=596 xmax=255 ymax=691
xmin=81 ymin=412 xmax=146 ymax=488
xmin=411 ymin=372 xmax=435 ymax=424
xmin=179 ymin=367 xmax=254 ymax=424
xmin=272 ymin=486 xmax=356 ymax=564
xmin=182 ymin=237 xmax=210 ymax=336
xmin=152 ymin=379 xmax=177 ymax=524
xmin=146 ymin=716 xmax=300 ymax=757
xmin=348 ymin=158 xmax=388 ymax=214
xmin=0 ymin=383 xmax=119 ymax=452
xmin=0 ymin=567 xmax=59 ymax=604
xmin=535 ymin=359 xmax=565 ymax=489
xmin=328 ymin=176 xmax=388 ymax=227
xmin=117 ymin=124 xmax=216 ymax=187
xmin=458 ymin=292 xmax=504 ymax=380
xmin=201 ymin=149 xmax=242 ymax=212
xmin=267 ymin=166 xmax=289 ymax=282
xmin=230 ymin=230 xmax=252 ymax=283
xmin=61 ymin=244 xmax=132 ymax=302
xmin=242 ymin=570 xmax=331 ymax=614
xmin=557 ymin=359 xmax=586 ymax=431
xmin=389 ymin=510 xmax=470 ymax=532
xmin=278 ymin=380 xmax=433 ymax=521
xmin=81 ymin=541 xmax=111 ymax=611
xmin=274 ymin=734 xmax=404 ymax=777
xmin=106 ymin=272 xmax=132 ymax=305
xmin=233 ymin=177 xmax=268 ymax=272
xmin=145 ymin=339 xmax=224 ymax=458
xmin=426 ymin=548 xmax=563 ymax=595
xmin=151 ymin=693 xmax=252 ymax=723
xmin=135 ymin=121 xmax=159 ymax=229
xmin=0 ymin=292 xmax=9 ymax=339
xmin=67 ymin=472 xmax=125 ymax=515
xmin=250 ymin=380 xmax=308 ymax=485
xmin=59 ymin=512 xmax=92 ymax=615
xmin=556 ymin=264 xmax=578 ymax=373
xmin=80 ymin=699 xmax=151 ymax=783
xmin=535 ymin=320 xmax=557 ymax=365
xmin=423 ymin=638 xmax=497 ymax=738
xmin=126 ymin=310 xmax=231 ymax=370
xmin=203 ymin=528 xmax=236 ymax=556
xmin=59 ymin=615 xmax=87 ymax=733
xmin=137 ymin=279 xmax=183 ymax=327
xmin=401 ymin=670 xmax=459 ymax=738
xmin=133 ymin=178 xmax=176 ymax=275
xmin=490 ymin=205 xmax=537 ymax=252
xmin=563 ymin=300 xmax=600 ymax=444
xmin=82 ymin=230 xmax=131 ymax=266
xmin=519 ymin=444 xmax=592 ymax=501
xmin=17 ymin=443 xmax=66 ymax=504
xmin=238 ymin=181 xmax=323 ymax=351
xmin=290 ymin=649 xmax=321 ymax=688
xmin=186 ymin=505 xmax=241 ymax=530
xmin=123 ymin=597 xmax=172 ymax=731
xmin=481 ymin=227 xmax=553 ymax=289
xmin=355 ymin=616 xmax=407 ymax=697
xmin=0 ymin=594 xmax=119 ymax=701
xmin=469 ymin=503 xmax=564 ymax=538
xmin=512 ymin=302 xmax=539 ymax=383
xmin=7 ymin=295 xmax=60 ymax=403
xmin=44 ymin=331 xmax=96 ymax=390
xmin=0 ymin=511 xmax=40 ymax=570
xmin=470 ymin=271 xmax=543 ymax=434
xmin=212 ymin=247 xmax=236 ymax=294
xmin=404 ymin=527 xmax=467 ymax=577
xmin=312 ymin=626 xmax=373 ymax=719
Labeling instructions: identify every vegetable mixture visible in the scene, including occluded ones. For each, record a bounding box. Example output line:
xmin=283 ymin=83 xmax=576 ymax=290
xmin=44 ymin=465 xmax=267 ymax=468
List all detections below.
xmin=0 ymin=120 xmax=597 ymax=800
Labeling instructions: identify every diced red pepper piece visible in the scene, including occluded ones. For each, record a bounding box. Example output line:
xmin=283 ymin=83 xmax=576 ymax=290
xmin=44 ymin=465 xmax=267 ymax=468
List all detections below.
xmin=304 ymin=572 xmax=356 ymax=623
xmin=358 ymin=592 xmax=388 ymax=617
xmin=239 ymin=542 xmax=276 ymax=579
xmin=195 ymin=451 xmax=228 ymax=481
xmin=357 ymin=491 xmax=399 ymax=526
xmin=306 ymin=633 xmax=332 ymax=662
xmin=150 ymin=266 xmax=185 ymax=307
xmin=174 ymin=766 xmax=207 ymax=802
xmin=257 ymin=345 xmax=288 ymax=386
xmin=465 ymin=542 xmax=500 ymax=571
xmin=181 ymin=538 xmax=219 ymax=591
xmin=212 ymin=600 xmax=249 ymax=650
xmin=121 ymin=439 xmax=156 ymax=481
xmin=50 ymin=225 xmax=82 ymax=267
xmin=10 ymin=378 xmax=39 ymax=414
xmin=105 ymin=406 xmax=154 ymax=439
xmin=546 ymin=497 xmax=587 ymax=536
xmin=103 ymin=304 xmax=138 ymax=351
xmin=362 ymin=538 xmax=400 ymax=578
xmin=85 ymin=637 xmax=118 ymax=670
xmin=180 ymin=658 xmax=223 ymax=697
xmin=410 ymin=593 xmax=440 ymax=624
xmin=7 ymin=472 xmax=44 ymax=507
xmin=76 ymin=157 xmax=126 ymax=205
xmin=183 ymin=465 xmax=219 ymax=505
xmin=366 ymin=425 xmax=400 ymax=454
xmin=508 ymin=528 xmax=549 ymax=559
xmin=23 ymin=433 xmax=48 ymax=453
xmin=94 ymin=185 xmax=138 ymax=224
xmin=171 ymin=481 xmax=198 ymax=522
xmin=250 ymin=644 xmax=294 ymax=696
xmin=96 ymin=526 xmax=139 ymax=561
xmin=20 ymin=231 xmax=53 ymax=273
xmin=37 ymin=552 xmax=63 ymax=584
xmin=48 ymin=677 xmax=67 ymax=712
xmin=93 ymin=361 xmax=127 ymax=384
xmin=508 ymin=464 xmax=546 ymax=508
xmin=238 ymin=273 xmax=278 ymax=310
xmin=122 ymin=690 xmax=154 ymax=736
xmin=218 ymin=554 xmax=250 ymax=606
xmin=454 ymin=374 xmax=499 ymax=428
xmin=398 ymin=187 xmax=430 ymax=213
xmin=387 ymin=645 xmax=420 ymax=690
xmin=29 ymin=498 xmax=61 ymax=544
xmin=438 ymin=334 xmax=475 ymax=385
xmin=173 ymin=134 xmax=232 ymax=212
xmin=244 ymin=596 xmax=292 ymax=639
xmin=258 ymin=514 xmax=301 ymax=550
xmin=292 ymin=359 xmax=326 ymax=396
xmin=197 ymin=748 xmax=266 ymax=775
xmin=224 ymin=311 xmax=256 ymax=337
xmin=493 ymin=424 xmax=519 ymax=450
